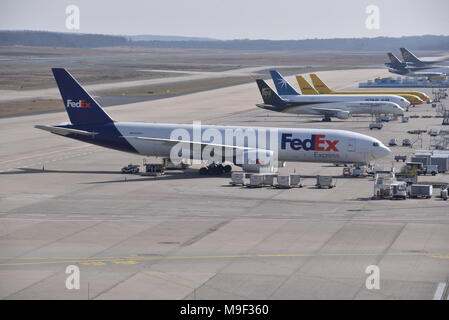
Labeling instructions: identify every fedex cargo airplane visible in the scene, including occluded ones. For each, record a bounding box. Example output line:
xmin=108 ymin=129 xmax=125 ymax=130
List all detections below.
xmin=35 ymin=68 xmax=391 ymax=171
xmin=255 ymin=71 xmax=406 ymax=121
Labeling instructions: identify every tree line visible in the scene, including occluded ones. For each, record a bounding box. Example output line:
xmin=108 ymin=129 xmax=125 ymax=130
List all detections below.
xmin=1 ymin=30 xmax=448 ymax=51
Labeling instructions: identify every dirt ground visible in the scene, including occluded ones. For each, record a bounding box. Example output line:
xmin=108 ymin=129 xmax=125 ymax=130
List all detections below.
xmin=1 ymin=46 xmax=446 ymax=117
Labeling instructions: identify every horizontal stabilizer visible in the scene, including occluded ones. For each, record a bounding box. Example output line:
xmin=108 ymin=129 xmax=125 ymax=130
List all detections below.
xmin=35 ymin=125 xmax=98 ymax=137
xmin=255 ymin=103 xmax=278 ymax=109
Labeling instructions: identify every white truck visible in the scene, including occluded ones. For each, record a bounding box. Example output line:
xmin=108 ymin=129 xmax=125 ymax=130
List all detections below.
xmin=391 ymin=182 xmax=407 ymax=200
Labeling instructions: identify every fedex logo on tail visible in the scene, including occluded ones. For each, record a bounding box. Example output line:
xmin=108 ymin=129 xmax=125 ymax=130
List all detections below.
xmin=281 ymin=133 xmax=339 ymax=152
xmin=66 ymin=99 xmax=92 ymax=109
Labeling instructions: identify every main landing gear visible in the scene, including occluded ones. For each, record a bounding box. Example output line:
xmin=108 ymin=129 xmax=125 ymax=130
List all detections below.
xmin=321 ymin=116 xmax=332 ymax=122
xmin=199 ymin=162 xmax=232 ymax=175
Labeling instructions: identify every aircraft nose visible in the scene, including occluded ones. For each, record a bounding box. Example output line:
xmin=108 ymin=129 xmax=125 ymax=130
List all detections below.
xmin=396 ymin=106 xmax=405 ymax=115
xmin=377 ymin=145 xmax=391 ymax=158
xmin=372 ymin=142 xmax=391 ymax=159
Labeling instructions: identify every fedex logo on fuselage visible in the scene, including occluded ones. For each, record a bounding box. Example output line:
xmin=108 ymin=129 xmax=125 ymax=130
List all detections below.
xmin=66 ymin=99 xmax=92 ymax=109
xmin=281 ymin=133 xmax=339 ymax=152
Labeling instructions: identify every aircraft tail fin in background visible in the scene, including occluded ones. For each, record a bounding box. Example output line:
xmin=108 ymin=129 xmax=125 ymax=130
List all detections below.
xmin=269 ymin=70 xmax=300 ymax=96
xmin=387 ymin=52 xmax=404 ymax=65
xmin=296 ymin=75 xmax=319 ymax=95
xmin=52 ymin=68 xmax=114 ymax=125
xmin=309 ymin=74 xmax=333 ymax=94
xmin=255 ymin=79 xmax=287 ymax=107
xmin=400 ymin=48 xmax=423 ymax=65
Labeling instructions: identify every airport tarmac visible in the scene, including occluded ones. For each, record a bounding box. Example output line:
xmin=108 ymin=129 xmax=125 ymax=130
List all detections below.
xmin=0 ymin=68 xmax=448 ymax=300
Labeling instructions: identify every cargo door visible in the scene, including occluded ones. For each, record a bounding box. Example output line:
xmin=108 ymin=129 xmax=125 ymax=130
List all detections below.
xmin=347 ymin=139 xmax=356 ymax=152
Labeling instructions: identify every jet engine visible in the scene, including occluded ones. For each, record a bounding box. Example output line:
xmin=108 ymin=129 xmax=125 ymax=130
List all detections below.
xmin=336 ymin=111 xmax=350 ymax=120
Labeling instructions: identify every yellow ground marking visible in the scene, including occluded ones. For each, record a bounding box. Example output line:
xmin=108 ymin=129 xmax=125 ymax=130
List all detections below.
xmin=0 ymin=252 xmax=448 ymax=267
xmin=112 ymin=260 xmax=139 ymax=265
xmin=431 ymin=255 xmax=449 ymax=259
xmin=79 ymin=261 xmax=106 ymax=266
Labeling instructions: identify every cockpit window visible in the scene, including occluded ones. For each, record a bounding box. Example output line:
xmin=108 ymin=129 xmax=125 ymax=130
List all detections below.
xmin=373 ymin=142 xmax=380 ymax=147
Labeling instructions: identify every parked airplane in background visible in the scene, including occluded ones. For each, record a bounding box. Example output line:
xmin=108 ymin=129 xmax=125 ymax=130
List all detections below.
xmin=400 ymin=48 xmax=449 ymax=67
xmin=255 ymin=78 xmax=404 ymax=122
xmin=385 ymin=52 xmax=408 ymax=69
xmin=385 ymin=52 xmax=436 ymax=73
xmin=388 ymin=66 xmax=448 ymax=79
xmin=305 ymin=73 xmax=429 ymax=104
xmin=386 ymin=48 xmax=449 ymax=79
xmin=35 ymin=68 xmax=391 ymax=174
xmin=270 ymin=71 xmax=409 ymax=109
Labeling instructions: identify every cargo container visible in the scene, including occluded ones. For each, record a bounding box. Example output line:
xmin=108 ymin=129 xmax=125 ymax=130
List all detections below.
xmin=277 ymin=175 xmax=291 ymax=189
xmin=290 ymin=174 xmax=302 ymax=187
xmin=430 ymin=156 xmax=449 ymax=172
xmin=262 ymin=174 xmax=275 ymax=186
xmin=316 ymin=176 xmax=335 ymax=189
xmin=248 ymin=174 xmax=264 ymax=188
xmin=409 ymin=185 xmax=433 ymax=199
xmin=411 ymin=156 xmax=429 ymax=166
xmin=230 ymin=172 xmax=245 ymax=186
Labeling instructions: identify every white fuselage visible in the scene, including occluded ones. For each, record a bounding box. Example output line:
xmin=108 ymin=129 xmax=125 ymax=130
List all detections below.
xmin=281 ymin=93 xmax=410 ymax=107
xmin=114 ymin=122 xmax=391 ymax=164
xmin=280 ymin=94 xmax=409 ymax=115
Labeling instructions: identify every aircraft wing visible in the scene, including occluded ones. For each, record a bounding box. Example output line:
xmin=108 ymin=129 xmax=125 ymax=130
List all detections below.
xmin=126 ymin=136 xmax=265 ymax=152
xmin=35 ymin=125 xmax=98 ymax=137
xmin=310 ymin=107 xmax=344 ymax=115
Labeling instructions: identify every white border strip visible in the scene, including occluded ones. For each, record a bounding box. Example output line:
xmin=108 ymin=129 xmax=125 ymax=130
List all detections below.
xmin=433 ymin=282 xmax=446 ymax=300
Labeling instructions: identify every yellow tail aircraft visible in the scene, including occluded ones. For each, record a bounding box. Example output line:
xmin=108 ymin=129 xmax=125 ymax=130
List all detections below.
xmin=297 ymin=75 xmax=424 ymax=105
xmin=306 ymin=73 xmax=430 ymax=104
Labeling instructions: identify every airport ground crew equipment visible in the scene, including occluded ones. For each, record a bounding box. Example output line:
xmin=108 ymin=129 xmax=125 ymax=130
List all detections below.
xmin=277 ymin=175 xmax=291 ymax=189
xmin=247 ymin=174 xmax=265 ymax=188
xmin=418 ymin=165 xmax=438 ymax=176
xmin=388 ymin=139 xmax=397 ymax=146
xmin=262 ymin=174 xmax=275 ymax=186
xmin=230 ymin=172 xmax=245 ymax=186
xmin=121 ymin=164 xmax=140 ymax=174
xmin=343 ymin=166 xmax=367 ymax=177
xmin=430 ymin=156 xmax=449 ymax=172
xmin=402 ymin=139 xmax=412 ymax=147
xmin=162 ymin=158 xmax=191 ymax=170
xmin=373 ymin=170 xmax=396 ymax=199
xmin=199 ymin=162 xmax=232 ymax=175
xmin=369 ymin=123 xmax=383 ymax=130
xmin=272 ymin=174 xmax=303 ymax=189
xmin=409 ymin=185 xmax=433 ymax=199
xmin=394 ymin=155 xmax=407 ymax=162
xmin=316 ymin=176 xmax=335 ymax=189
xmin=290 ymin=174 xmax=303 ymax=188
xmin=396 ymin=162 xmax=421 ymax=184
xmin=141 ymin=163 xmax=165 ymax=176
xmin=391 ymin=182 xmax=407 ymax=200
xmin=441 ymin=187 xmax=448 ymax=200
